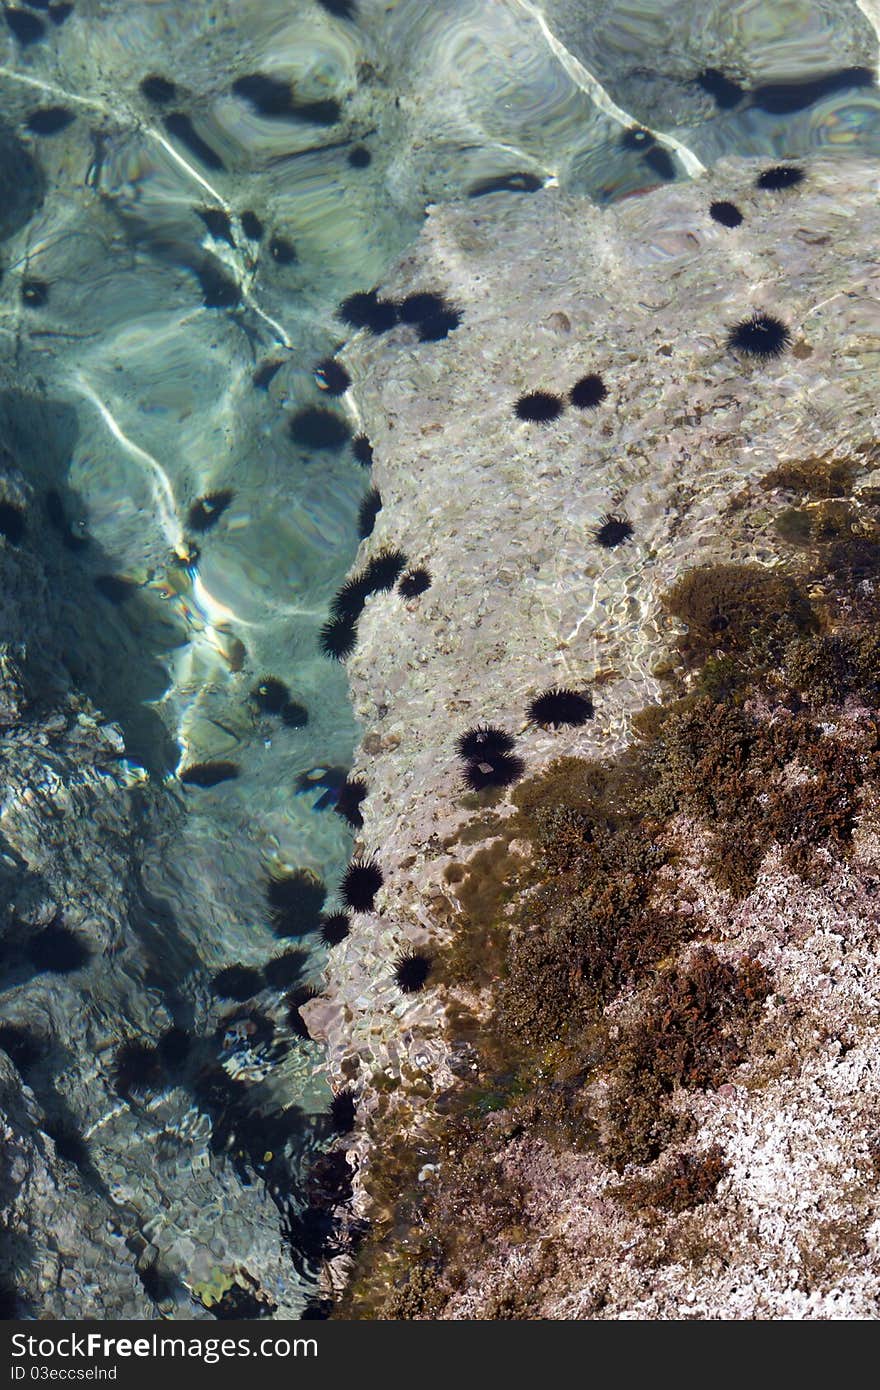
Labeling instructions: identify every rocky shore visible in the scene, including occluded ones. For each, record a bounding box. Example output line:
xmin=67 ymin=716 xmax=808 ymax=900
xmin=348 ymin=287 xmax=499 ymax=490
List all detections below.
xmin=308 ymin=155 xmax=880 ymax=1317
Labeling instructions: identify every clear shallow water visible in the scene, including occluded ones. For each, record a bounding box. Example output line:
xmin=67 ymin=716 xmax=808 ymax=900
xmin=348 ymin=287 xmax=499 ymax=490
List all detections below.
xmin=0 ymin=0 xmax=878 ymax=1320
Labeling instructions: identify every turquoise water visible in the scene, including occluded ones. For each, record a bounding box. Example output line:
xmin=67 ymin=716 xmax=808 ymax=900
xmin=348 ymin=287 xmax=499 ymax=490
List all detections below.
xmin=0 ymin=0 xmax=878 ymax=1321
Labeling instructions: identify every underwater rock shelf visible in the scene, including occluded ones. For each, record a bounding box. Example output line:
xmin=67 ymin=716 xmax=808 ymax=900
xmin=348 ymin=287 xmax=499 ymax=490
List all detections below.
xmin=307 ymin=156 xmax=880 ymax=1317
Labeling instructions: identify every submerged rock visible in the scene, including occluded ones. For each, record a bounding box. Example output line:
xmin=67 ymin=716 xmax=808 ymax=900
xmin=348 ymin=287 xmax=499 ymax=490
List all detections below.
xmin=312 ymin=156 xmax=880 ymax=1318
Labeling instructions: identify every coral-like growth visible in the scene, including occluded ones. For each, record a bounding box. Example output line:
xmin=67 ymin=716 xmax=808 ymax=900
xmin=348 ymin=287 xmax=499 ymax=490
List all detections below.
xmin=756 ymin=165 xmax=805 ymax=191
xmin=335 ymin=775 xmax=367 ymax=828
xmin=613 ymin=1145 xmax=728 ymax=1214
xmin=340 ymin=856 xmax=384 ymax=912
xmin=514 ymin=391 xmax=563 ymax=423
xmin=593 ymin=513 xmax=633 ymax=548
xmin=187 ymin=489 xmax=233 ymax=532
xmin=662 ymin=562 xmax=815 ymax=668
xmin=727 ymin=312 xmax=791 ymax=358
xmin=266 ymin=868 xmax=326 ymax=938
xmin=393 ymin=950 xmax=432 ymax=993
xmin=528 ymin=687 xmax=594 ymax=727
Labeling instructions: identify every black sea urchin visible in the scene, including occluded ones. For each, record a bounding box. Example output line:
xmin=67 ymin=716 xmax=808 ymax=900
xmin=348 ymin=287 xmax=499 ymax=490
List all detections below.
xmin=158 ymin=1027 xmax=191 ymax=1069
xmin=334 ymin=775 xmax=367 ymax=828
xmin=113 ymin=1040 xmax=164 ymax=1097
xmin=286 ymin=984 xmax=320 ymax=1038
xmin=281 ymin=700 xmax=309 ymax=728
xmin=314 ymin=357 xmax=351 ymax=396
xmin=461 ymin=753 xmax=525 ymax=792
xmin=393 ymin=950 xmax=432 ymax=993
xmin=398 ymin=291 xmax=448 ymax=324
xmin=352 ymin=433 xmax=373 ymax=466
xmin=140 ymin=74 xmax=177 ymax=105
xmin=318 ymin=613 xmax=358 ymax=660
xmin=593 ymin=513 xmax=634 ymax=548
xmin=211 ymin=964 xmax=265 ymax=1001
xmin=26 ymin=106 xmax=75 ymax=135
xmin=361 ymin=547 xmax=408 ymax=592
xmin=25 ymin=923 xmax=90 ymax=974
xmin=266 ymin=868 xmax=326 ymax=938
xmin=188 ymin=489 xmax=233 ymax=532
xmin=357 ymin=486 xmax=382 ymax=539
xmin=251 ymin=676 xmax=290 ymax=715
xmin=289 ymin=406 xmax=351 ymax=450
xmin=642 ymin=146 xmax=676 ymax=180
xmin=528 ymin=687 xmax=594 ymax=727
xmin=0 ymin=500 xmax=26 ymax=545
xmin=269 ymin=234 xmax=297 ymax=264
xmin=621 ymin=126 xmax=655 ymax=150
xmin=337 ymin=289 xmax=397 ymax=334
xmin=340 ymin=857 xmax=383 ymax=912
xmin=569 ymin=373 xmax=608 ymax=410
xmin=727 ymin=312 xmax=791 ymax=359
xmin=329 ymin=1088 xmax=356 ymax=1132
xmin=331 ymin=574 xmax=370 ymax=620
xmin=0 ymin=1024 xmax=46 ymax=1072
xmin=321 ymin=912 xmax=350 ymax=946
xmin=179 ymin=761 xmax=240 ymax=787
xmin=710 ymin=200 xmax=743 ymax=228
xmin=240 ymin=210 xmax=263 ymax=240
xmin=756 ymin=165 xmax=804 ymax=191
xmin=399 ymin=567 xmax=431 ymax=598
xmin=263 ymin=950 xmax=308 ymax=989
xmin=418 ymin=307 xmax=462 ymax=341
xmin=514 ymin=391 xmax=563 ymax=422
xmin=455 ymin=724 xmax=515 ymax=760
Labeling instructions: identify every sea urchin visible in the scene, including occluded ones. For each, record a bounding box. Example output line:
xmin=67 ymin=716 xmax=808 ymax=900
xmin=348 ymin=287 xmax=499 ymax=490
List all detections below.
xmin=393 ymin=950 xmax=432 ymax=993
xmin=340 ymin=857 xmax=383 ymax=912
xmin=514 ymin=391 xmax=563 ymax=423
xmin=726 ymin=312 xmax=791 ymax=359
xmin=528 ymin=687 xmax=594 ymax=727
